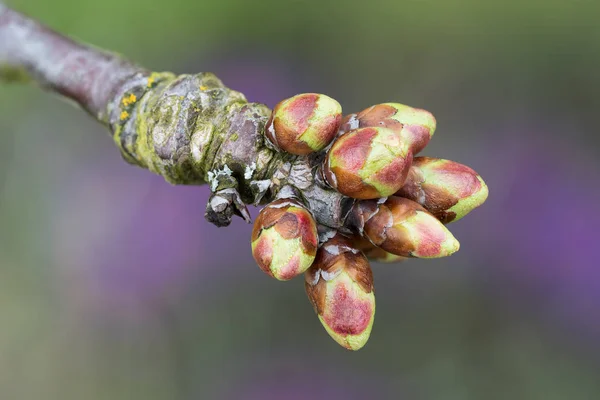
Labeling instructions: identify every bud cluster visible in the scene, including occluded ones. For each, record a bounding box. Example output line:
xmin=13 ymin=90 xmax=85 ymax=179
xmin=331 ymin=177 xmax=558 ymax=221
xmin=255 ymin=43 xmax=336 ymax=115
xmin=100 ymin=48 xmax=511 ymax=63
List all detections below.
xmin=253 ymin=94 xmax=489 ymax=351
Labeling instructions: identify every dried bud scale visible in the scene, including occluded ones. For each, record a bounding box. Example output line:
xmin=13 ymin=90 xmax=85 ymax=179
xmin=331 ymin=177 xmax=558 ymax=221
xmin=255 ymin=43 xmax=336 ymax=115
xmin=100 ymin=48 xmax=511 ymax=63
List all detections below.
xmin=396 ymin=157 xmax=489 ymax=223
xmin=305 ymin=234 xmax=376 ymax=350
xmin=251 ymin=198 xmax=318 ymax=281
xmin=265 ymin=93 xmax=342 ymax=155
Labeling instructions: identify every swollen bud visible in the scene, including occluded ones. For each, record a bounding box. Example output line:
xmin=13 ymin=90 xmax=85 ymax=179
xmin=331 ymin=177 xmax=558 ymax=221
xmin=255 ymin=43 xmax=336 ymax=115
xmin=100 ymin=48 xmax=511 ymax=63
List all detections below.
xmin=341 ymin=103 xmax=436 ymax=154
xmin=351 ymin=197 xmax=460 ymax=258
xmin=251 ymin=198 xmax=318 ymax=281
xmin=304 ymin=234 xmax=375 ymax=350
xmin=364 ymin=247 xmax=408 ymax=263
xmin=323 ymin=127 xmax=413 ymax=199
xmin=352 ymin=236 xmax=408 ymax=263
xmin=265 ymin=93 xmax=342 ymax=155
xmin=396 ymin=157 xmax=489 ymax=223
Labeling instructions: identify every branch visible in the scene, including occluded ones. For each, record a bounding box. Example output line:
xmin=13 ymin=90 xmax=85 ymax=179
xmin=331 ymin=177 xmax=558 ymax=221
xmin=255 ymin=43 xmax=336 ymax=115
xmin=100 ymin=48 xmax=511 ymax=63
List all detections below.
xmin=1 ymin=4 xmax=489 ymax=350
xmin=0 ymin=4 xmax=350 ymax=228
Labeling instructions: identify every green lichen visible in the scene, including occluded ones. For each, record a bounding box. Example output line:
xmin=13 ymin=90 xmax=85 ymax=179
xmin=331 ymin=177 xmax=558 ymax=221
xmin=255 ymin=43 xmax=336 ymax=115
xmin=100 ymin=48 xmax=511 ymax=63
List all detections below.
xmin=108 ymin=71 xmax=272 ymax=189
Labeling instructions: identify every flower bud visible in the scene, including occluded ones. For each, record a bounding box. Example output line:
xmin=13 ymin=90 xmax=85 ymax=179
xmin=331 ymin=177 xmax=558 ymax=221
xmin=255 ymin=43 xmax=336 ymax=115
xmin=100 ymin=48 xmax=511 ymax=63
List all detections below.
xmin=341 ymin=103 xmax=436 ymax=154
xmin=351 ymin=197 xmax=460 ymax=258
xmin=323 ymin=127 xmax=413 ymax=199
xmin=251 ymin=198 xmax=318 ymax=281
xmin=396 ymin=157 xmax=489 ymax=223
xmin=364 ymin=247 xmax=408 ymax=263
xmin=305 ymin=234 xmax=375 ymax=350
xmin=352 ymin=236 xmax=408 ymax=263
xmin=265 ymin=93 xmax=342 ymax=155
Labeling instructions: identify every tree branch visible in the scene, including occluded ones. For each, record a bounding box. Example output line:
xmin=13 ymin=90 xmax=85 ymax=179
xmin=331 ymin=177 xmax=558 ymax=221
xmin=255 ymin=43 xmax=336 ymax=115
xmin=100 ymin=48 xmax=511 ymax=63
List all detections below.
xmin=0 ymin=4 xmax=351 ymax=229
xmin=1 ymin=4 xmax=491 ymax=350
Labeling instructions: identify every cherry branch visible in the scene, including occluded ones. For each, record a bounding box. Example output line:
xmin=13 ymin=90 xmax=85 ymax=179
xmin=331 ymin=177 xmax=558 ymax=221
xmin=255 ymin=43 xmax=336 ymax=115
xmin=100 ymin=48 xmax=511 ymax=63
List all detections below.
xmin=1 ymin=4 xmax=489 ymax=350
xmin=0 ymin=4 xmax=350 ymax=229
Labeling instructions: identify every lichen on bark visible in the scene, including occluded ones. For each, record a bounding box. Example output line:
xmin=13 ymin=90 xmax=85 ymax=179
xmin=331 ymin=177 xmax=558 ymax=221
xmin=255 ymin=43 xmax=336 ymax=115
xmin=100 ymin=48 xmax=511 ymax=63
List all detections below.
xmin=104 ymin=68 xmax=352 ymax=227
xmin=0 ymin=4 xmax=353 ymax=229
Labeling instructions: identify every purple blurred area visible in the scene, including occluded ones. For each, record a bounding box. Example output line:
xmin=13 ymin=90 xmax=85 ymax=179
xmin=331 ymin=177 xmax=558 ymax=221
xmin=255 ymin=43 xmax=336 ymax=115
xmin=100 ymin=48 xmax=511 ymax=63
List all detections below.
xmin=1 ymin=0 xmax=600 ymax=399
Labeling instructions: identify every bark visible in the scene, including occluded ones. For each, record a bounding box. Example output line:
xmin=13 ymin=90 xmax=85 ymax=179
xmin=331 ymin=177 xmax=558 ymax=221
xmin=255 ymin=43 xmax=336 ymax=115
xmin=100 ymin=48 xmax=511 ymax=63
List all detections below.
xmin=0 ymin=4 xmax=352 ymax=230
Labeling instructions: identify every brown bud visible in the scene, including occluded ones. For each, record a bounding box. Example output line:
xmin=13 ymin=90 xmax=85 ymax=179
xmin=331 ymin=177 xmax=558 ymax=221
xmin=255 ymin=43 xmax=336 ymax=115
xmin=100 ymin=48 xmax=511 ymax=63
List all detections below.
xmin=396 ymin=157 xmax=489 ymax=223
xmin=265 ymin=93 xmax=342 ymax=155
xmin=351 ymin=197 xmax=460 ymax=258
xmin=251 ymin=198 xmax=318 ymax=281
xmin=323 ymin=127 xmax=413 ymax=199
xmin=304 ymin=234 xmax=375 ymax=350
xmin=341 ymin=103 xmax=436 ymax=154
xmin=352 ymin=235 xmax=408 ymax=263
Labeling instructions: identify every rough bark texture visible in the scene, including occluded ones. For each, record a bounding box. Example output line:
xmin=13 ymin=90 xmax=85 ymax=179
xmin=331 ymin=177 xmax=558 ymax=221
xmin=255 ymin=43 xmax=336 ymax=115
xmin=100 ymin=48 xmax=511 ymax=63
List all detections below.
xmin=0 ymin=4 xmax=352 ymax=229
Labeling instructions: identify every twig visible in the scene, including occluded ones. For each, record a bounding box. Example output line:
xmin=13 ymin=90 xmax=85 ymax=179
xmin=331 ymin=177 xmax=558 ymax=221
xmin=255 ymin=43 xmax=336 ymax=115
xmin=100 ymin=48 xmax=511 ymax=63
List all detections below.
xmin=0 ymin=4 xmax=350 ymax=229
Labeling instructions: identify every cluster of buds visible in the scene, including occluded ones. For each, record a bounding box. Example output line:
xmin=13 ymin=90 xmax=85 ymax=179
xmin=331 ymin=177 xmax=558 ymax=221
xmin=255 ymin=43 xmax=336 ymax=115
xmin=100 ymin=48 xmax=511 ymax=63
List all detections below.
xmin=253 ymin=94 xmax=488 ymax=350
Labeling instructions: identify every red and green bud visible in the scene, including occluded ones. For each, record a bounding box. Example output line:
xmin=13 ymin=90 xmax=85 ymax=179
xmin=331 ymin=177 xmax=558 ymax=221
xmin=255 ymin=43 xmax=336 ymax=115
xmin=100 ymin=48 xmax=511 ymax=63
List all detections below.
xmin=323 ymin=127 xmax=413 ymax=199
xmin=396 ymin=157 xmax=489 ymax=223
xmin=352 ymin=235 xmax=408 ymax=263
xmin=364 ymin=247 xmax=408 ymax=263
xmin=251 ymin=198 xmax=318 ymax=281
xmin=265 ymin=93 xmax=342 ymax=155
xmin=341 ymin=103 xmax=436 ymax=154
xmin=305 ymin=234 xmax=375 ymax=350
xmin=351 ymin=196 xmax=460 ymax=258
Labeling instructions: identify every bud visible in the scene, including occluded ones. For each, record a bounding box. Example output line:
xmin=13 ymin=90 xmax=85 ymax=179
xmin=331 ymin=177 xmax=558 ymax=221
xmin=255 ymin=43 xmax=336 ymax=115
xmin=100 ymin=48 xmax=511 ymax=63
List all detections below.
xmin=341 ymin=103 xmax=436 ymax=154
xmin=352 ymin=236 xmax=408 ymax=263
xmin=351 ymin=196 xmax=460 ymax=258
xmin=305 ymin=234 xmax=375 ymax=350
xmin=265 ymin=93 xmax=342 ymax=155
xmin=323 ymin=127 xmax=413 ymax=199
xmin=396 ymin=157 xmax=489 ymax=223
xmin=251 ymin=198 xmax=318 ymax=281
xmin=364 ymin=247 xmax=408 ymax=263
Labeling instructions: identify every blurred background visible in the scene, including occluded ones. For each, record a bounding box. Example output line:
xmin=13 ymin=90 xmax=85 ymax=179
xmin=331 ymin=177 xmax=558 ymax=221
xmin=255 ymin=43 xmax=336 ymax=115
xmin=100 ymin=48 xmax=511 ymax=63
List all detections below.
xmin=1 ymin=0 xmax=599 ymax=399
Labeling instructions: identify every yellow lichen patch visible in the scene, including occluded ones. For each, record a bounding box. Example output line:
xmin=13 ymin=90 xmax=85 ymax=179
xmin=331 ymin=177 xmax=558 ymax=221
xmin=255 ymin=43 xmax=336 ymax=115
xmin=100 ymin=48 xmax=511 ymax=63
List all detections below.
xmin=120 ymin=111 xmax=130 ymax=120
xmin=122 ymin=93 xmax=137 ymax=107
xmin=147 ymin=75 xmax=156 ymax=87
xmin=200 ymin=85 xmax=208 ymax=91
